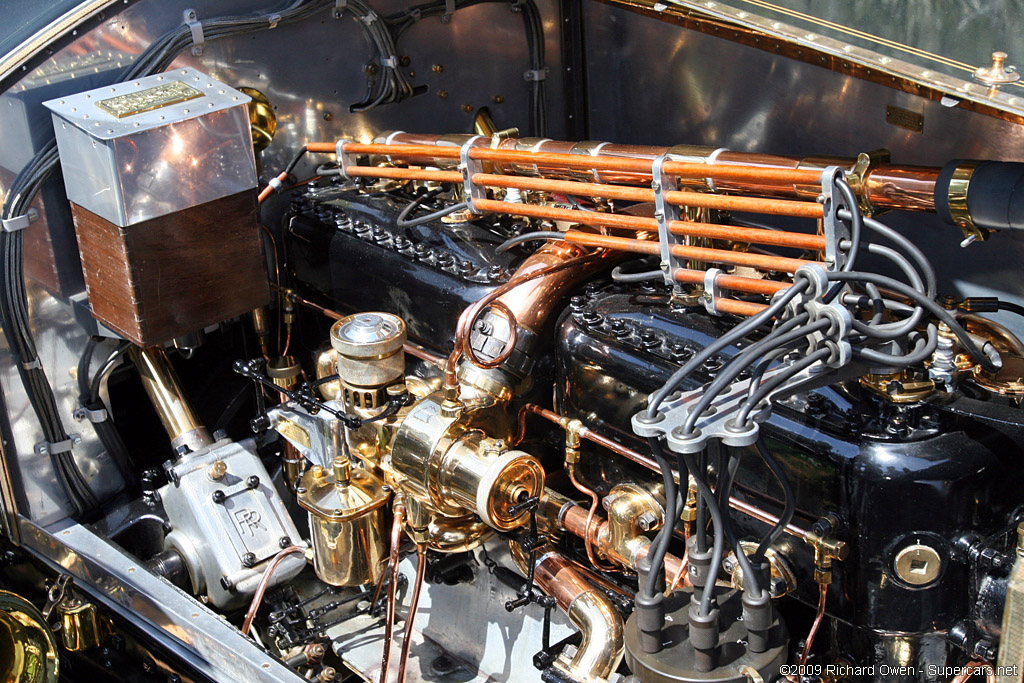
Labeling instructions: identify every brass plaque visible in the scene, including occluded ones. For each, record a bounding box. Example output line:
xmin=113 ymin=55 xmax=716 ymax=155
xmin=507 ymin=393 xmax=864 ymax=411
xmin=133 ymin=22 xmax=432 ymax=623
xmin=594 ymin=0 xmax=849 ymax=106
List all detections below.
xmin=885 ymin=105 xmax=924 ymax=133
xmin=96 ymin=81 xmax=203 ymax=118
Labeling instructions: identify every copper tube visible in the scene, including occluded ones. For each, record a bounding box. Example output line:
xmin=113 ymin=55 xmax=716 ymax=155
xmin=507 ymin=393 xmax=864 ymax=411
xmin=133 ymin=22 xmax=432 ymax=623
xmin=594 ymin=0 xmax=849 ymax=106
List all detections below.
xmin=474 ymin=172 xmax=654 ymax=203
xmin=567 ymin=462 xmax=619 ymax=573
xmin=520 ymin=404 xmax=810 ymax=540
xmin=380 ymin=498 xmax=407 ymax=683
xmin=561 ymin=230 xmax=811 ymax=274
xmin=951 ymin=662 xmax=996 ymax=683
xmin=241 ymin=545 xmax=307 ymax=636
xmin=529 ymin=549 xmax=625 ymax=682
xmin=674 ymin=269 xmax=789 ymax=297
xmin=666 ymin=190 xmax=824 ymax=218
xmin=664 ymin=161 xmax=822 ymax=185
xmin=344 ymin=166 xmax=462 ymax=184
xmin=799 ymin=583 xmax=828 ymax=667
xmin=129 ymin=346 xmax=212 ymax=452
xmin=670 ymin=220 xmax=825 ymax=251
xmin=396 ymin=543 xmax=427 ymax=683
xmin=332 ymin=136 xmax=946 ymax=212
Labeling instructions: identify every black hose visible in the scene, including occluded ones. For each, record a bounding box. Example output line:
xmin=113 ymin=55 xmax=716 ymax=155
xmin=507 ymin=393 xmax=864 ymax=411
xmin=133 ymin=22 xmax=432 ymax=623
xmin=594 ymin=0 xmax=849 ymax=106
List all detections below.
xmin=396 ymin=194 xmax=468 ymax=228
xmin=496 ymin=231 xmax=565 ymax=254
xmin=611 ymin=265 xmax=664 ymax=283
xmin=642 ymin=436 xmax=678 ymax=600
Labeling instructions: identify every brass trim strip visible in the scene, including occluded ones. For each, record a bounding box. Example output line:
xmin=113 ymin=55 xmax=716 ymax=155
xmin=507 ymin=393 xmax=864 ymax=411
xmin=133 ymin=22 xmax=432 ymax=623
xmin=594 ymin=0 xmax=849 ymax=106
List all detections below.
xmin=0 ymin=1 xmax=124 ymax=83
xmin=947 ymin=161 xmax=985 ymax=241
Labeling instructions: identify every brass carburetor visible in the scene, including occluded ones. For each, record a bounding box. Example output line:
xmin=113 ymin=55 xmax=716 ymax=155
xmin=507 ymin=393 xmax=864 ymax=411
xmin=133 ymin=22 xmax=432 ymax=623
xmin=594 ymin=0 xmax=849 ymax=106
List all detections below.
xmin=268 ymin=310 xmax=544 ymax=584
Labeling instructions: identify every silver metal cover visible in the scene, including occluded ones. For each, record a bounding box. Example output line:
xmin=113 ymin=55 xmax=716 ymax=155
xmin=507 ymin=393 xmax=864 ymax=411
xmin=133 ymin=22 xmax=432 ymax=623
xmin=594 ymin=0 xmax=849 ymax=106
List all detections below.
xmin=43 ymin=67 xmax=257 ymax=227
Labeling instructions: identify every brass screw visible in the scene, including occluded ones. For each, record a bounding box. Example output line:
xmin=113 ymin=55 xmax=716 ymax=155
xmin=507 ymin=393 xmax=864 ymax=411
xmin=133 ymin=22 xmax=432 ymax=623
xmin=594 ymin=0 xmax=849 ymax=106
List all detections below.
xmin=438 ymin=90 xmax=448 ymax=99
xmin=493 ymin=95 xmax=504 ymax=104
xmin=431 ymin=64 xmax=444 ymax=73
xmin=462 ymin=104 xmax=474 ymax=113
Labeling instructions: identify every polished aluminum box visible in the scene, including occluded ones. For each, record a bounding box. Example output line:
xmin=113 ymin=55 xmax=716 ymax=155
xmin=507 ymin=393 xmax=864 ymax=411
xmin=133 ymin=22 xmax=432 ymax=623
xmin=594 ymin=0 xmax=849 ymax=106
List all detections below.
xmin=43 ymin=67 xmax=257 ymax=227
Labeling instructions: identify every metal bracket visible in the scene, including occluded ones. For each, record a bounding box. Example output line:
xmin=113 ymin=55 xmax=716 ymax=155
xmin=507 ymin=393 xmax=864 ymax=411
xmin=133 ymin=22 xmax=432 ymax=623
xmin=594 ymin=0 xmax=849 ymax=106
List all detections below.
xmin=651 ymin=154 xmax=682 ymax=294
xmin=335 ymin=139 xmax=357 ymax=180
xmin=183 ymin=9 xmax=205 ymax=57
xmin=73 ymin=405 xmax=108 ymax=424
xmin=266 ymin=402 xmax=343 ymax=470
xmin=443 ymin=0 xmax=456 ymax=20
xmin=820 ymin=166 xmax=851 ymax=272
xmin=1 ymin=208 xmax=38 ymax=233
xmin=333 ymin=0 xmax=347 ymax=18
xmin=34 ymin=434 xmax=80 ymax=456
xmin=702 ymin=267 xmax=722 ymax=316
xmin=459 ymin=136 xmax=487 ymax=212
xmin=523 ymin=68 xmax=549 ymax=82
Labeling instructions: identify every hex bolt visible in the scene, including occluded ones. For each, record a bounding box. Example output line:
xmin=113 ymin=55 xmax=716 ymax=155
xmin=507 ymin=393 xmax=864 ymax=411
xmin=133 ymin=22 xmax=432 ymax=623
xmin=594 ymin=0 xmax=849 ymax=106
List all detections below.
xmin=242 ymin=552 xmax=257 ymax=568
xmin=246 ymin=475 xmax=260 ymax=490
xmin=279 ymin=536 xmax=292 ymax=549
xmin=638 ymin=512 xmax=659 ymax=532
xmin=432 ymin=63 xmax=444 ymax=73
xmin=211 ymin=490 xmax=226 ymax=504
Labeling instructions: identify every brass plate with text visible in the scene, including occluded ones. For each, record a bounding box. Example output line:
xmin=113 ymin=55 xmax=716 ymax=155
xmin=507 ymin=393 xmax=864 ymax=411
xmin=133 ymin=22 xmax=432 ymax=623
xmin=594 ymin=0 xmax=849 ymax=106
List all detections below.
xmin=885 ymin=105 xmax=925 ymax=133
xmin=96 ymin=81 xmax=203 ymax=118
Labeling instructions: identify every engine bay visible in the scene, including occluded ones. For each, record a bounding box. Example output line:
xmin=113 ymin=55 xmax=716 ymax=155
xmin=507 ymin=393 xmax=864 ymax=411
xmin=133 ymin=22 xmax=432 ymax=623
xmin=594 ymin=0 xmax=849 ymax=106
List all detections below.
xmin=3 ymin=2 xmax=1024 ymax=683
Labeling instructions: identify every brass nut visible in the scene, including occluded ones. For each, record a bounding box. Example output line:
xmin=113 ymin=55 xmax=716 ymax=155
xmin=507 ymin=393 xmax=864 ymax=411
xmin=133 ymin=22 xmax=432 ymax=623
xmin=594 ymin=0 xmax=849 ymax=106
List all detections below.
xmin=462 ymin=104 xmax=474 ymax=113
xmin=894 ymin=543 xmax=942 ymax=586
xmin=438 ymin=90 xmax=448 ymax=99
xmin=431 ymin=64 xmax=444 ymax=73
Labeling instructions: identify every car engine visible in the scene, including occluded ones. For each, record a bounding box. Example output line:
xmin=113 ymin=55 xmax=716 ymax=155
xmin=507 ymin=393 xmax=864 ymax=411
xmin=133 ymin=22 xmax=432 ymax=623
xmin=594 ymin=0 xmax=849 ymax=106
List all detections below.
xmin=2 ymin=2 xmax=1024 ymax=683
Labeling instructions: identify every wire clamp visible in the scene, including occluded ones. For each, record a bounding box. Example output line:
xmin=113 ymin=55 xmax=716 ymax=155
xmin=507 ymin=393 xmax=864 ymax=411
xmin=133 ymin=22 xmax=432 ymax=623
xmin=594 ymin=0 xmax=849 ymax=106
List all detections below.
xmin=1 ymin=208 xmax=38 ymax=233
xmin=459 ymin=136 xmax=487 ymax=212
xmin=820 ymin=166 xmax=852 ymax=271
xmin=651 ymin=154 xmax=684 ymax=295
xmin=20 ymin=357 xmax=42 ymax=370
xmin=702 ymin=268 xmax=723 ymax=316
xmin=443 ymin=0 xmax=456 ymax=21
xmin=523 ymin=68 xmax=549 ymax=82
xmin=333 ymin=0 xmax=347 ymax=18
xmin=73 ymin=405 xmax=109 ymax=424
xmin=336 ymin=139 xmax=358 ymax=180
xmin=267 ymin=13 xmax=281 ymax=29
xmin=183 ymin=9 xmax=205 ymax=57
xmin=35 ymin=435 xmax=80 ymax=456
xmin=382 ymin=55 xmax=398 ymax=69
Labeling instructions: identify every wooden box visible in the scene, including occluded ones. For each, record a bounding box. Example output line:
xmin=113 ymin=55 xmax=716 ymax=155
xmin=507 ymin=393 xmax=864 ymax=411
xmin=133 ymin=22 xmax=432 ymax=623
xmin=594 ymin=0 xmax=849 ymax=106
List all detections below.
xmin=71 ymin=189 xmax=270 ymax=346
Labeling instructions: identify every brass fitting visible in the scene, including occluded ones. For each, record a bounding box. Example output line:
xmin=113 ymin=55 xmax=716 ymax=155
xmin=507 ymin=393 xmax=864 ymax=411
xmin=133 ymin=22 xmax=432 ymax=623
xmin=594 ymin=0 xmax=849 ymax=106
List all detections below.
xmin=599 ymin=484 xmax=664 ymax=568
xmin=804 ymin=514 xmax=848 ymax=585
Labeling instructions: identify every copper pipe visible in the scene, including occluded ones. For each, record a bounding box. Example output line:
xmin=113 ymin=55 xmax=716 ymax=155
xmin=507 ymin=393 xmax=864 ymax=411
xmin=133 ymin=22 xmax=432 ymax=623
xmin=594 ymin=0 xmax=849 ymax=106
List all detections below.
xmin=528 ymin=548 xmax=625 ymax=682
xmin=396 ymin=543 xmax=427 ymax=683
xmin=562 ymin=230 xmax=811 ymax=274
xmin=520 ymin=404 xmax=810 ymax=540
xmin=474 ymin=172 xmax=653 ymax=203
xmin=241 ymin=545 xmax=307 ymax=636
xmin=666 ymin=190 xmax=823 ymax=218
xmin=674 ymin=269 xmax=789 ymax=297
xmin=799 ymin=583 xmax=828 ymax=667
xmin=670 ymin=220 xmax=825 ymax=251
xmin=567 ymin=461 xmax=619 ymax=573
xmin=380 ymin=498 xmax=407 ymax=683
xmin=340 ymin=135 xmax=945 ymax=212
xmin=951 ymin=662 xmax=996 ymax=683
xmin=343 ymin=166 xmax=462 ymax=184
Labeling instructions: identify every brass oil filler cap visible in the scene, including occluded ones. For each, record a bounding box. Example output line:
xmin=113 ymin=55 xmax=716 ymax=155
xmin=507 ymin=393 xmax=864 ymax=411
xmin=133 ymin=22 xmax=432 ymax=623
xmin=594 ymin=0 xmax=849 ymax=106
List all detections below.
xmin=330 ymin=312 xmax=407 ymax=407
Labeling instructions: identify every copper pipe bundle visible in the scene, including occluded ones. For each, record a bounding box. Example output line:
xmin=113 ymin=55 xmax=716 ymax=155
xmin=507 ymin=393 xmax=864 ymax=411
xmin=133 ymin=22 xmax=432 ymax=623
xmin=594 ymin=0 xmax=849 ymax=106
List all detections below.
xmin=327 ymin=134 xmax=947 ymax=212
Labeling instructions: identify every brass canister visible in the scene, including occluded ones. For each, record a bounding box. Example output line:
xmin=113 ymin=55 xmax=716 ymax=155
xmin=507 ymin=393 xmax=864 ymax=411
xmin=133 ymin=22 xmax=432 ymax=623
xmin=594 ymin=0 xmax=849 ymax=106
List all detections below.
xmin=297 ymin=458 xmax=389 ymax=586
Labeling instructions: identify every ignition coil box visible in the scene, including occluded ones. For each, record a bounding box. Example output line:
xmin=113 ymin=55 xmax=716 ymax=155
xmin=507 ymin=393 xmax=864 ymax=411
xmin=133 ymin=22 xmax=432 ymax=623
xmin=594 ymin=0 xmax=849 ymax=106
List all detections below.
xmin=44 ymin=67 xmax=269 ymax=345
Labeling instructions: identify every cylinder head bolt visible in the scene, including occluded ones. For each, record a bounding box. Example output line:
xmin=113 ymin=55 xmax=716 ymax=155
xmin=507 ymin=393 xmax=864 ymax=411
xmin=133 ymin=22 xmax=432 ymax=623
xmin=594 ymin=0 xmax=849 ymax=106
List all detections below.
xmin=330 ymin=312 xmax=407 ymax=409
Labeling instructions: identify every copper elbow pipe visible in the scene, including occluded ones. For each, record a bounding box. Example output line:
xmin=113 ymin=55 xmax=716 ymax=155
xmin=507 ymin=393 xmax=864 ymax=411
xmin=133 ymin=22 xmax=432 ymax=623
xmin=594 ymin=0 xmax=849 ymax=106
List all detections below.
xmin=528 ymin=548 xmax=625 ymax=682
xmin=129 ymin=346 xmax=212 ymax=453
